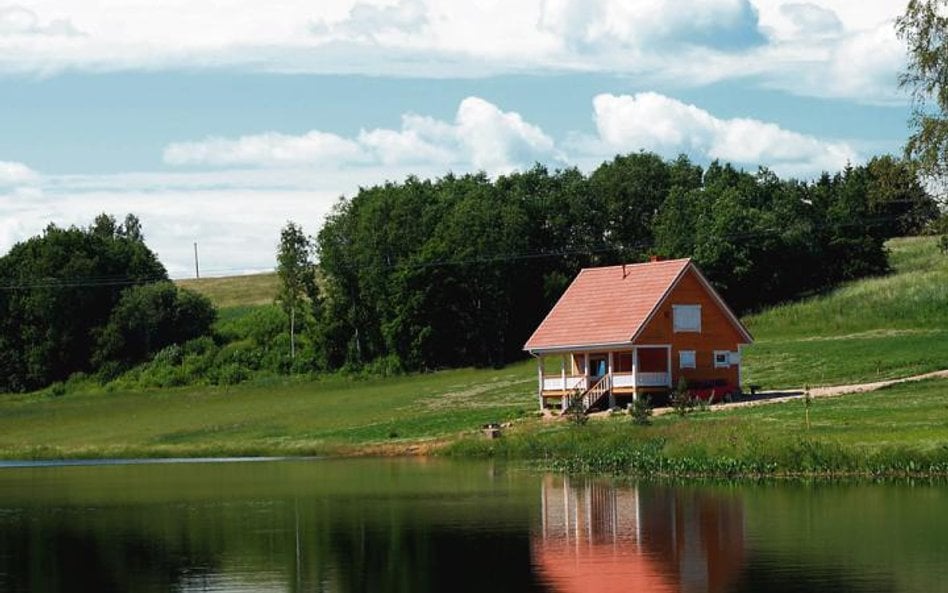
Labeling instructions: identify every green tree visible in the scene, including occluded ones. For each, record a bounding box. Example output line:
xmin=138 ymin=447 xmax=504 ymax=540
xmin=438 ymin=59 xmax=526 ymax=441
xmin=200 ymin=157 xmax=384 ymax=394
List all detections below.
xmin=93 ymin=282 xmax=216 ymax=370
xmin=865 ymin=155 xmax=938 ymax=236
xmin=277 ymin=221 xmax=316 ymax=359
xmin=0 ymin=215 xmax=170 ymax=391
xmin=897 ymin=0 xmax=948 ymax=196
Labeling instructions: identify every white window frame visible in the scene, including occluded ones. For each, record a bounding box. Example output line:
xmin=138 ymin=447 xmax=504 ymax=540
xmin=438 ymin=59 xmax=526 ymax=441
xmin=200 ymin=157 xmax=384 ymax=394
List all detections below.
xmin=672 ymin=304 xmax=702 ymax=333
xmin=679 ymin=350 xmax=696 ymax=369
xmin=713 ymin=350 xmax=731 ymax=368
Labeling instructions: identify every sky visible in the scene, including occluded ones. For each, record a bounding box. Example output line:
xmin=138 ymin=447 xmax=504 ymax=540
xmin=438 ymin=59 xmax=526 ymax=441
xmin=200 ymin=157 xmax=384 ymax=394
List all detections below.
xmin=0 ymin=0 xmax=914 ymax=278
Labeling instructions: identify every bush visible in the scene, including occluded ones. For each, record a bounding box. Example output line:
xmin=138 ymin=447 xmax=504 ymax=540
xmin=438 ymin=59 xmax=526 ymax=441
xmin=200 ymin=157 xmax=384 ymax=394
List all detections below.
xmin=93 ymin=282 xmax=216 ymax=369
xmin=670 ymin=377 xmax=695 ymax=417
xmin=630 ymin=395 xmax=653 ymax=425
xmin=564 ymin=391 xmax=588 ymax=426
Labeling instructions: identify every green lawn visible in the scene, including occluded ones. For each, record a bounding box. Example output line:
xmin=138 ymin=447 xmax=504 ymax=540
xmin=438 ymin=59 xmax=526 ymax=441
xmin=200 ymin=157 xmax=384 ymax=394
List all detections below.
xmin=0 ymin=362 xmax=537 ymax=459
xmin=743 ymin=236 xmax=948 ymax=388
xmin=449 ymin=377 xmax=948 ymax=475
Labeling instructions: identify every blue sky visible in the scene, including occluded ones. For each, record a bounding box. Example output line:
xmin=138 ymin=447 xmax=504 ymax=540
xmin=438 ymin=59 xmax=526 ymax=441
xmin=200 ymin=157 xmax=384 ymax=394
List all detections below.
xmin=0 ymin=0 xmax=915 ymax=276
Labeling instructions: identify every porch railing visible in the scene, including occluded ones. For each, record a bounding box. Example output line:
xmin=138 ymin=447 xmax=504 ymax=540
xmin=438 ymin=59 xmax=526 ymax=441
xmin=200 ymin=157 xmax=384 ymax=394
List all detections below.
xmin=637 ymin=372 xmax=669 ymax=387
xmin=610 ymin=372 xmax=670 ymax=388
xmin=544 ymin=372 xmax=669 ymax=391
xmin=542 ymin=376 xmax=586 ymax=392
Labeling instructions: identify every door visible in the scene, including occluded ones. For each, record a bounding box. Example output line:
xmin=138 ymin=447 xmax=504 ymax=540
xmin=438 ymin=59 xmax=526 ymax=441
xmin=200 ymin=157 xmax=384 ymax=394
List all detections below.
xmin=589 ymin=355 xmax=607 ymax=378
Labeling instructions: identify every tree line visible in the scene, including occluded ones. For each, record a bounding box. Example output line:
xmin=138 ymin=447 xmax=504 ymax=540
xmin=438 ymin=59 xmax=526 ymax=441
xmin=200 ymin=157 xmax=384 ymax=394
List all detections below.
xmin=0 ymin=214 xmax=216 ymax=392
xmin=280 ymin=152 xmax=938 ymax=374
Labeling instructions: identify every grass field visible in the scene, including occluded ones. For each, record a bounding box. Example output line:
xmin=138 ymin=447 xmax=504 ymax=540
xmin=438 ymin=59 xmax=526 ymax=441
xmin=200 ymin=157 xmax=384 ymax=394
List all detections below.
xmin=0 ymin=236 xmax=945 ymax=468
xmin=176 ymin=272 xmax=278 ymax=308
xmin=743 ymin=236 xmax=948 ymax=388
xmin=0 ymin=362 xmax=536 ymax=459
xmin=447 ymin=377 xmax=948 ymax=475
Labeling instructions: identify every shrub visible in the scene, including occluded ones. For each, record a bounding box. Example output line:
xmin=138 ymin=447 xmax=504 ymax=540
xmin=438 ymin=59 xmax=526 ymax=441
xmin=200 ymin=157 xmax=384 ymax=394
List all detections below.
xmin=670 ymin=377 xmax=695 ymax=417
xmin=564 ymin=391 xmax=588 ymax=426
xmin=630 ymin=395 xmax=653 ymax=425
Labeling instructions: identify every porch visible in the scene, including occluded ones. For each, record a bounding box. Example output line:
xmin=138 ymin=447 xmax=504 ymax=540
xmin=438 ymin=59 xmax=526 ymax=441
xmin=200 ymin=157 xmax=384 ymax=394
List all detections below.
xmin=536 ymin=346 xmax=672 ymax=410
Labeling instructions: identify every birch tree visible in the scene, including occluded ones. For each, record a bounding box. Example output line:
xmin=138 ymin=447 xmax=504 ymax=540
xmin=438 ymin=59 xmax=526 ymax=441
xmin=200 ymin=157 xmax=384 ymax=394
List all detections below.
xmin=277 ymin=222 xmax=315 ymax=359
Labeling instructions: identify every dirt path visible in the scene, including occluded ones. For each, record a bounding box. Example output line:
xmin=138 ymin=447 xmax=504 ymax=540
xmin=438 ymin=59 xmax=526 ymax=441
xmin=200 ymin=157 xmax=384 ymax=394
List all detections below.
xmin=681 ymin=368 xmax=948 ymax=414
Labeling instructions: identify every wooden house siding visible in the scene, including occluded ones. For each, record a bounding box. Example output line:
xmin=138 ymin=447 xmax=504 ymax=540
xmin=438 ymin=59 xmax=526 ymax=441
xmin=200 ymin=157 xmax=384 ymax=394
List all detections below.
xmin=635 ymin=268 xmax=742 ymax=388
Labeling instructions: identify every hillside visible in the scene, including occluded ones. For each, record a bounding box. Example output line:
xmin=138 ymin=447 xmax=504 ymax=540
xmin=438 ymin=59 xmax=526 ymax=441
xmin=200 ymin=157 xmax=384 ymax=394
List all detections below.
xmin=176 ymin=272 xmax=279 ymax=308
xmin=0 ymin=236 xmax=944 ymax=462
xmin=176 ymin=236 xmax=946 ymax=390
xmin=743 ymin=236 xmax=948 ymax=388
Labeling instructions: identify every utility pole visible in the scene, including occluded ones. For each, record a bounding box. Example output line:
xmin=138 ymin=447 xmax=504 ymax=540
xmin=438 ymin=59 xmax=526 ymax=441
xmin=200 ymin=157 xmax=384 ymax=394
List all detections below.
xmin=193 ymin=242 xmax=200 ymax=279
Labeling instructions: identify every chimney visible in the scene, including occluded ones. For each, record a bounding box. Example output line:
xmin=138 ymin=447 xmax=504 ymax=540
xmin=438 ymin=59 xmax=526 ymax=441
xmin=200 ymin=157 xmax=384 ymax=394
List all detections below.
xmin=649 ymin=255 xmax=663 ymax=263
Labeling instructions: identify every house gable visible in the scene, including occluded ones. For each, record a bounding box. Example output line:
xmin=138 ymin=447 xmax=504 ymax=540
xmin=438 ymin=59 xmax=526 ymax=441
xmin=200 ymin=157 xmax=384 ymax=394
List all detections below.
xmin=633 ymin=266 xmax=748 ymax=346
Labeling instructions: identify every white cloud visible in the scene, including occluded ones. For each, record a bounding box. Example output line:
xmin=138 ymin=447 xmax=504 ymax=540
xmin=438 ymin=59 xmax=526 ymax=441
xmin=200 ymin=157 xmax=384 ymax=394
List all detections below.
xmin=164 ymin=97 xmax=561 ymax=176
xmin=0 ymin=160 xmax=38 ymax=186
xmin=164 ymin=131 xmax=366 ymax=167
xmin=0 ymin=1 xmax=909 ymax=103
xmin=590 ymin=92 xmax=857 ymax=177
xmin=776 ymin=3 xmax=842 ymax=39
xmin=0 ymin=5 xmax=82 ymax=36
xmin=454 ymin=97 xmax=559 ymax=173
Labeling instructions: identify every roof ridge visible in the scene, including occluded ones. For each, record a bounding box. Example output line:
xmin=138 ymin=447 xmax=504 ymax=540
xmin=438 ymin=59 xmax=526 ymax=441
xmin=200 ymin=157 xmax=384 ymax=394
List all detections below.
xmin=579 ymin=258 xmax=691 ymax=272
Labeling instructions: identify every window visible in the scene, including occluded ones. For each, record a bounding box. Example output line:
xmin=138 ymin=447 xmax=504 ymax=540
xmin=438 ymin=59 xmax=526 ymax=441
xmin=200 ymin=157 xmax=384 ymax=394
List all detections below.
xmin=673 ymin=305 xmax=701 ymax=332
xmin=714 ymin=351 xmax=731 ymax=368
xmin=679 ymin=350 xmax=696 ymax=369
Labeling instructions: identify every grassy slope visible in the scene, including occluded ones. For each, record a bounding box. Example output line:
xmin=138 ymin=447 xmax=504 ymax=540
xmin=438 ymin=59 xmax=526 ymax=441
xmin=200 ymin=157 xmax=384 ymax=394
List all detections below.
xmin=743 ymin=236 xmax=948 ymax=388
xmin=0 ymin=236 xmax=944 ymax=463
xmin=0 ymin=363 xmax=536 ymax=459
xmin=176 ymin=272 xmax=278 ymax=308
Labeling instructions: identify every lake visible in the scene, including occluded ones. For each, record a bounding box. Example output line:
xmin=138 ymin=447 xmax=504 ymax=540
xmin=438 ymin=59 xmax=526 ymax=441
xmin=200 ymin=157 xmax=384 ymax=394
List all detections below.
xmin=0 ymin=458 xmax=945 ymax=592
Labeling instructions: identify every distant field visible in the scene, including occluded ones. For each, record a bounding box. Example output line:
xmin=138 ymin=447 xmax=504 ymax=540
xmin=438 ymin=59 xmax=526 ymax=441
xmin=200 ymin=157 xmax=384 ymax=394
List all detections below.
xmin=743 ymin=236 xmax=948 ymax=388
xmin=176 ymin=272 xmax=279 ymax=308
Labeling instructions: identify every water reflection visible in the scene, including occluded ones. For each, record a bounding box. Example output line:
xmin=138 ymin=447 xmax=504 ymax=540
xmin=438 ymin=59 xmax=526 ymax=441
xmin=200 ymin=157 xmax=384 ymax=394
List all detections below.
xmin=533 ymin=476 xmax=744 ymax=593
xmin=0 ymin=460 xmax=942 ymax=592
xmin=0 ymin=459 xmax=547 ymax=593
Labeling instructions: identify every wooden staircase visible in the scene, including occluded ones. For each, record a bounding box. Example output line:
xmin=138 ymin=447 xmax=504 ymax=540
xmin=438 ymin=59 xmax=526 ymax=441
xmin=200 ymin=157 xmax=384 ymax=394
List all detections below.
xmin=578 ymin=374 xmax=612 ymax=413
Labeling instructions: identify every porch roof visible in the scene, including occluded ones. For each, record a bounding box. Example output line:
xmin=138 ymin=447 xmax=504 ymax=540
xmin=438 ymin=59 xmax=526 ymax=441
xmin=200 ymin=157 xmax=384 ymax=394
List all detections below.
xmin=524 ymin=258 xmax=691 ymax=353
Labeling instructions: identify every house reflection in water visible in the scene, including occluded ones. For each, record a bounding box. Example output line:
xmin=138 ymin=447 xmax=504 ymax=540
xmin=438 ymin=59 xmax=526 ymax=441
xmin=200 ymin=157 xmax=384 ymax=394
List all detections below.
xmin=533 ymin=476 xmax=745 ymax=593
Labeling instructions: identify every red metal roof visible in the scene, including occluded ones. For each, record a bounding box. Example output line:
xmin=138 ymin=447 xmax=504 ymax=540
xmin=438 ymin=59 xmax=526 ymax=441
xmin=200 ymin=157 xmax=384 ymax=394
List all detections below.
xmin=523 ymin=259 xmax=692 ymax=352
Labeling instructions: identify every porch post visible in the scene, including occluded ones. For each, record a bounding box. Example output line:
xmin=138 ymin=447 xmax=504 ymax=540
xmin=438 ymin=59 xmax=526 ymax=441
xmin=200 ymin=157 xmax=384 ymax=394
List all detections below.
xmin=632 ymin=347 xmax=638 ymax=402
xmin=737 ymin=345 xmax=744 ymax=390
xmin=583 ymin=352 xmax=590 ymax=390
xmin=561 ymin=354 xmax=568 ymax=412
xmin=607 ymin=351 xmax=615 ymax=409
xmin=537 ymin=356 xmax=544 ymax=410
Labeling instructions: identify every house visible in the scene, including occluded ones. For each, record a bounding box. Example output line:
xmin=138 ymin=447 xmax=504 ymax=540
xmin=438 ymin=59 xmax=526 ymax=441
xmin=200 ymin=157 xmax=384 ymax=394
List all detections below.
xmin=523 ymin=258 xmax=752 ymax=412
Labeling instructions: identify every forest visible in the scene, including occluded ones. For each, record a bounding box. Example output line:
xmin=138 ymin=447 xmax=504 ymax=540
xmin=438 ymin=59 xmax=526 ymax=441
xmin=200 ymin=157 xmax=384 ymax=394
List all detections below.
xmin=0 ymin=214 xmax=216 ymax=392
xmin=309 ymin=153 xmax=938 ymax=371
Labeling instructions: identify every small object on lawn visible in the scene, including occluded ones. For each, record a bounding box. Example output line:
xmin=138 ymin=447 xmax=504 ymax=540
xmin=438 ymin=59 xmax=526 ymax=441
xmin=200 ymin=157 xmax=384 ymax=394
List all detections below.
xmin=803 ymin=384 xmax=812 ymax=431
xmin=482 ymin=423 xmax=502 ymax=439
xmin=749 ymin=384 xmax=761 ymax=396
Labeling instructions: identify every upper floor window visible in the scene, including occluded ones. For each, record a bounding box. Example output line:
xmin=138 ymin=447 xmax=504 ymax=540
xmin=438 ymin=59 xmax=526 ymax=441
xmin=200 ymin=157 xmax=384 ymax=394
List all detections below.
xmin=673 ymin=304 xmax=701 ymax=332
